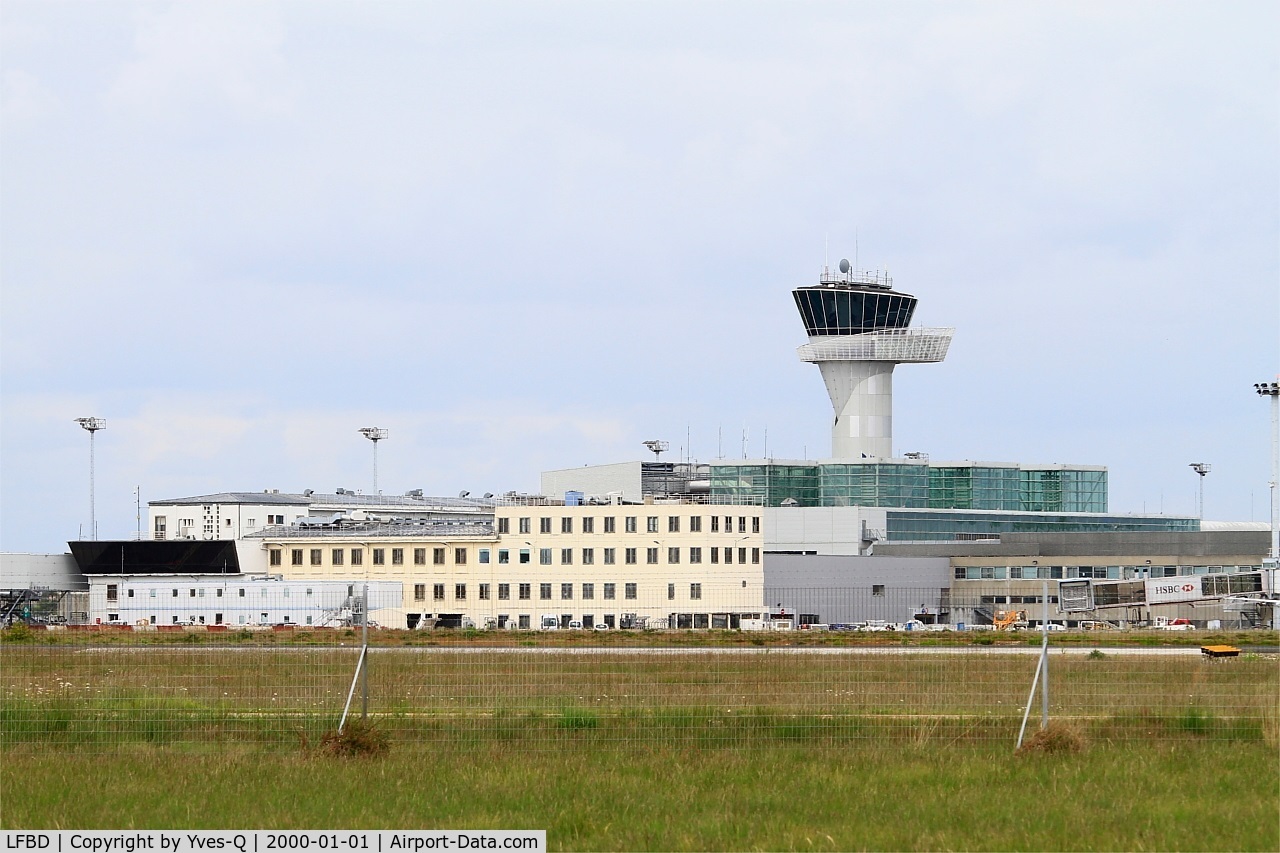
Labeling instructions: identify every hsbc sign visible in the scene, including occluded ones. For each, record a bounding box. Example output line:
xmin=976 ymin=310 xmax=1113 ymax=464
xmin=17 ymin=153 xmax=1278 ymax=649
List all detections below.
xmin=1145 ymin=578 xmax=1202 ymax=605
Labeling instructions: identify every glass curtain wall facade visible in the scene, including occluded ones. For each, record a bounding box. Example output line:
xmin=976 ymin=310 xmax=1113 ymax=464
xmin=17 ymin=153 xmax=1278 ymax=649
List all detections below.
xmin=792 ymin=287 xmax=917 ymax=335
xmin=709 ymin=465 xmax=819 ymax=506
xmin=887 ymin=511 xmax=1197 ymax=542
xmin=928 ymin=466 xmax=1021 ymax=510
xmin=712 ymin=462 xmax=1108 ymax=512
xmin=820 ymin=464 xmax=929 ymax=507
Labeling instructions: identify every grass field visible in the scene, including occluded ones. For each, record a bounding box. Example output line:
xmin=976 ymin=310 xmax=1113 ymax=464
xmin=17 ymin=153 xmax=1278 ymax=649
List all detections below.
xmin=3 ymin=739 xmax=1277 ymax=851
xmin=3 ymin=630 xmax=1278 ymax=850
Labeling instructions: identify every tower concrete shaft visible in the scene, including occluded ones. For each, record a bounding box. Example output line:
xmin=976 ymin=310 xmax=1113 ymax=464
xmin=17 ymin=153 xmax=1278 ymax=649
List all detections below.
xmin=794 ymin=266 xmax=952 ymax=460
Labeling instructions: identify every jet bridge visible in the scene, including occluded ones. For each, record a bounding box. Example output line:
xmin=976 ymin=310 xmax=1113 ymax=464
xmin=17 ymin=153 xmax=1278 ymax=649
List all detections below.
xmin=1058 ymin=568 xmax=1278 ymax=627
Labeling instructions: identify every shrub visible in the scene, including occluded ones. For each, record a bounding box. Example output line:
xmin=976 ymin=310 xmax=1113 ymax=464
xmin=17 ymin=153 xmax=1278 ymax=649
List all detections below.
xmin=1017 ymin=722 xmax=1085 ymax=755
xmin=320 ymin=719 xmax=389 ymax=758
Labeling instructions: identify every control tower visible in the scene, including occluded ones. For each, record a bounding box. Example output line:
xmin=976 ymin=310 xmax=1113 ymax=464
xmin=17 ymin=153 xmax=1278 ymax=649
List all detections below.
xmin=794 ymin=260 xmax=953 ymax=459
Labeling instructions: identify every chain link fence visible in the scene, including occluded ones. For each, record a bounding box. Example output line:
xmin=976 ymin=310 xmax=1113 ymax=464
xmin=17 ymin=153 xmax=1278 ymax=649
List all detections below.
xmin=3 ymin=587 xmax=1275 ymax=752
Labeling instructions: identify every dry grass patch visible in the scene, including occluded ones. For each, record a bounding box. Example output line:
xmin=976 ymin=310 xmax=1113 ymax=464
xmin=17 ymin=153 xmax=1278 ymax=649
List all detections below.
xmin=1017 ymin=722 xmax=1086 ymax=755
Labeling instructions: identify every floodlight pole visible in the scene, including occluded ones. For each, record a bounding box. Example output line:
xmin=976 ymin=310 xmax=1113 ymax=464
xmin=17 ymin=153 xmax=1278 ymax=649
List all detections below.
xmin=358 ymin=427 xmax=388 ymax=495
xmin=1189 ymin=463 xmax=1211 ymax=520
xmin=1256 ymin=381 xmax=1280 ymax=564
xmin=75 ymin=418 xmax=106 ymax=540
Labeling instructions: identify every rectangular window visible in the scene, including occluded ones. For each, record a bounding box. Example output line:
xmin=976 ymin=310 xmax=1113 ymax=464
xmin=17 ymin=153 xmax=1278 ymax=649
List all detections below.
xmin=668 ymin=547 xmax=680 ymax=564
xmin=106 ymin=584 xmax=118 ymax=602
xmin=519 ymin=583 xmax=531 ymax=600
xmin=154 ymin=516 xmax=167 ymax=539
xmin=561 ymin=517 xmax=573 ymax=534
xmin=647 ymin=516 xmax=659 ymax=533
xmin=725 ymin=516 xmax=732 ymax=533
xmin=667 ymin=583 xmax=675 ymax=600
xmin=710 ymin=547 xmax=719 ymax=564
xmin=519 ymin=549 xmax=531 ymax=564
xmin=752 ymin=516 xmax=760 ymax=534
xmin=872 ymin=584 xmax=885 ymax=596
xmin=479 ymin=549 xmax=490 ymax=564
xmin=724 ymin=547 xmax=733 ymax=565
xmin=690 ymin=516 xmax=701 ymax=533
xmin=604 ymin=547 xmax=616 ymax=565
xmin=582 ymin=547 xmax=594 ymax=565
xmin=582 ymin=517 xmax=594 ymax=534
xmin=414 ymin=548 xmax=426 ymax=565
xmin=498 ymin=583 xmax=511 ymax=601
xmin=498 ymin=549 xmax=510 ymax=564
xmin=751 ymin=547 xmax=760 ymax=564
xmin=540 ymin=517 xmax=552 ymax=534
xmin=561 ymin=583 xmax=573 ymax=600
xmin=625 ymin=516 xmax=637 ymax=533
xmin=351 ymin=548 xmax=363 ymax=566
xmin=561 ymin=548 xmax=573 ymax=565
xmin=332 ymin=548 xmax=344 ymax=566
xmin=604 ymin=517 xmax=616 ymax=534
xmin=625 ymin=583 xmax=637 ymax=600
xmin=392 ymin=548 xmax=404 ymax=565
xmin=646 ymin=548 xmax=658 ymax=565
xmin=625 ymin=548 xmax=637 ymax=565
xmin=269 ymin=550 xmax=281 ymax=566
xmin=582 ymin=583 xmax=594 ymax=600
xmin=291 ymin=549 xmax=303 ymax=566
xmin=434 ymin=547 xmax=446 ymax=565
xmin=539 ymin=583 xmax=552 ymax=600
xmin=738 ymin=547 xmax=747 ymax=565
xmin=711 ymin=516 xmax=720 ymax=533
xmin=739 ymin=517 xmax=747 ymax=533
xmin=372 ymin=548 xmax=385 ymax=566
xmin=433 ymin=584 xmax=445 ymax=601
xmin=455 ymin=548 xmax=467 ymax=565
xmin=668 ymin=516 xmax=680 ymax=533
xmin=310 ymin=549 xmax=323 ymax=566
xmin=519 ymin=517 xmax=531 ymax=534
xmin=518 ymin=615 xmax=530 ymax=629
xmin=414 ymin=584 xmax=426 ymax=602
xmin=690 ymin=547 xmax=702 ymax=564
xmin=604 ymin=583 xmax=616 ymax=600
xmin=497 ymin=517 xmax=510 ymax=534
xmin=479 ymin=584 xmax=490 ymax=600
xmin=539 ymin=549 xmax=552 ymax=566
xmin=690 ymin=583 xmax=702 ymax=600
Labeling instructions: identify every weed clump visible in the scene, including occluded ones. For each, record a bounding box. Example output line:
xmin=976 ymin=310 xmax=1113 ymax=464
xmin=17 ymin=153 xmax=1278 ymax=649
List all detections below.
xmin=1017 ymin=722 xmax=1085 ymax=755
xmin=1088 ymin=649 xmax=1107 ymax=660
xmin=1 ymin=623 xmax=36 ymax=643
xmin=320 ymin=719 xmax=389 ymax=758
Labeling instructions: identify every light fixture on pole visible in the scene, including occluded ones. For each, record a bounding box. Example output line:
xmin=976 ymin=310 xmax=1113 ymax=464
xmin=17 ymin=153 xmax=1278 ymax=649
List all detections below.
xmin=1188 ymin=463 xmax=1211 ymax=519
xmin=1255 ymin=380 xmax=1280 ymax=565
xmin=75 ymin=417 xmax=106 ymax=540
xmin=358 ymin=427 xmax=388 ymax=495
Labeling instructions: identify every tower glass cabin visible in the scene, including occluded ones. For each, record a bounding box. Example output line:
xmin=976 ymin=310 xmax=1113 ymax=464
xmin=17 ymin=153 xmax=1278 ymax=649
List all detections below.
xmin=794 ymin=266 xmax=953 ymax=459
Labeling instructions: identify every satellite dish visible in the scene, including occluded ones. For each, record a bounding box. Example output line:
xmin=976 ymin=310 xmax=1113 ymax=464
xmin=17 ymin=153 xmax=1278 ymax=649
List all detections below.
xmin=839 ymin=258 xmax=851 ymax=273
xmin=458 ymin=490 xmax=470 ymax=498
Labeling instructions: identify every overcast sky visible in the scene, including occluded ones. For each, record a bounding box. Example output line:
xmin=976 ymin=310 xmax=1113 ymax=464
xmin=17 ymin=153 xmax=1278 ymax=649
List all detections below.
xmin=2 ymin=1 xmax=1277 ymax=552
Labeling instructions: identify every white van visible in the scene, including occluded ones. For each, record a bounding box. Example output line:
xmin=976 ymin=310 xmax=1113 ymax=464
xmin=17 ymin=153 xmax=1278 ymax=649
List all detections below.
xmin=539 ymin=614 xmax=560 ymax=630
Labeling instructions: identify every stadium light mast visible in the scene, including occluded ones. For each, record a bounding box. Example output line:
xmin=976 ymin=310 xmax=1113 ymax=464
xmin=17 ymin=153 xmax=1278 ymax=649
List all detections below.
xmin=1189 ymin=463 xmax=1211 ymax=520
xmin=75 ymin=417 xmax=106 ymax=540
xmin=358 ymin=427 xmax=388 ymax=495
xmin=1255 ymin=380 xmax=1280 ymax=564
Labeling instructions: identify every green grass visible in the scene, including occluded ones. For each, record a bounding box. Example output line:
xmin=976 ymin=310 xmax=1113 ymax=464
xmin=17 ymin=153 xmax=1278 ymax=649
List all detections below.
xmin=2 ymin=739 xmax=1276 ymax=851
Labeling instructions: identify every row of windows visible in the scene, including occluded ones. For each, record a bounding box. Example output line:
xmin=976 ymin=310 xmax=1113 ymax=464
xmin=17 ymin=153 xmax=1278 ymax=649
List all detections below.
xmin=270 ymin=546 xmax=762 ymax=568
xmin=497 ymin=515 xmax=760 ymax=535
xmin=954 ymin=564 xmax=1263 ymax=581
xmin=411 ymin=581 xmax=709 ymax=602
xmin=105 ymin=584 xmax=318 ymax=601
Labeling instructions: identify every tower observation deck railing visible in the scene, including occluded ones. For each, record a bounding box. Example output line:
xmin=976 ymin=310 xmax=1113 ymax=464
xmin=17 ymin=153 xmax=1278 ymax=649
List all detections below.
xmin=817 ymin=269 xmax=894 ymax=289
xmin=797 ymin=327 xmax=955 ymax=363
